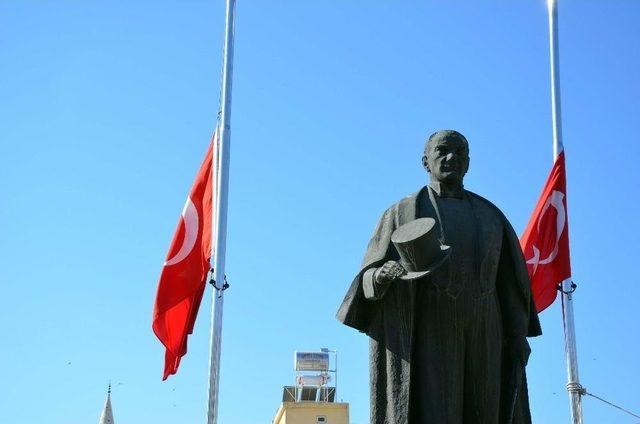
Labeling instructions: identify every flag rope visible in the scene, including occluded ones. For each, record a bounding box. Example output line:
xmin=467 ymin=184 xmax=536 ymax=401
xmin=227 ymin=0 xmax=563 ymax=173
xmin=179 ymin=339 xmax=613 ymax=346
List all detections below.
xmin=582 ymin=390 xmax=640 ymax=420
xmin=557 ymin=280 xmax=577 ymax=294
xmin=207 ymin=268 xmax=229 ymax=294
xmin=561 ymin=379 xmax=640 ymax=420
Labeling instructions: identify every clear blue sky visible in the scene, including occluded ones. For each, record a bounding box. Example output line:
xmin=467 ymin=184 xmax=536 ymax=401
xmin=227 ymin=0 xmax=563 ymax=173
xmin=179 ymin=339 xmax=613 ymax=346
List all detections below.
xmin=1 ymin=1 xmax=639 ymax=423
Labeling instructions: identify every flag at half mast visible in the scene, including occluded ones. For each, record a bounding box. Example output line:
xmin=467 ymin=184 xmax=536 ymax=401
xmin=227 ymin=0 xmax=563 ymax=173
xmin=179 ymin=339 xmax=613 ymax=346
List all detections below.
xmin=520 ymin=150 xmax=571 ymax=312
xmin=153 ymin=129 xmax=219 ymax=379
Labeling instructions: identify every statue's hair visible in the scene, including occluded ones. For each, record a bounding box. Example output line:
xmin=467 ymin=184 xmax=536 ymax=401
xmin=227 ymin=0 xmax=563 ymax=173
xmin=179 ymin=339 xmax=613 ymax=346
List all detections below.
xmin=424 ymin=130 xmax=469 ymax=156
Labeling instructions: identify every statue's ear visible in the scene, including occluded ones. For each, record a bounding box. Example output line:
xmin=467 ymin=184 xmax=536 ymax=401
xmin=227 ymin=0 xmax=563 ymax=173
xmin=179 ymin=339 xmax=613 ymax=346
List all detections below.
xmin=422 ymin=155 xmax=430 ymax=172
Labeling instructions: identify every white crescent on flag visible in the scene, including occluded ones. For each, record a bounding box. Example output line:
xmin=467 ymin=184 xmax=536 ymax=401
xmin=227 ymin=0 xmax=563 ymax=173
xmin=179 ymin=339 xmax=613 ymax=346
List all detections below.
xmin=526 ymin=190 xmax=566 ymax=273
xmin=164 ymin=197 xmax=199 ymax=266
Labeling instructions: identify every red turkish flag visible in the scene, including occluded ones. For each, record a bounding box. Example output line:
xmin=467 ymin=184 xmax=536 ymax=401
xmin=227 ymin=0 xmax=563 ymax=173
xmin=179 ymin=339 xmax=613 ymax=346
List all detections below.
xmin=152 ymin=131 xmax=218 ymax=379
xmin=520 ymin=151 xmax=571 ymax=313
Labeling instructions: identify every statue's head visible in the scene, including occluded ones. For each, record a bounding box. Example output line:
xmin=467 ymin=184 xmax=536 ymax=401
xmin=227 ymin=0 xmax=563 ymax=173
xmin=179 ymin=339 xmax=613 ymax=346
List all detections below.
xmin=422 ymin=130 xmax=470 ymax=186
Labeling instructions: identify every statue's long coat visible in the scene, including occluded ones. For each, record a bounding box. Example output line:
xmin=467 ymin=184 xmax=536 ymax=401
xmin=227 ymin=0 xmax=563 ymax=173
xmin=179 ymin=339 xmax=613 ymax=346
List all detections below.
xmin=336 ymin=187 xmax=541 ymax=424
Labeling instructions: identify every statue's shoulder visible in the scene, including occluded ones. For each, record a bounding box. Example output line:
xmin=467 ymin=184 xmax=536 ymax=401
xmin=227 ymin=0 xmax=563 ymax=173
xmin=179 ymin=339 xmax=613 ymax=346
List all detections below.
xmin=465 ymin=190 xmax=509 ymax=222
xmin=382 ymin=190 xmax=420 ymax=215
xmin=397 ymin=190 xmax=420 ymax=208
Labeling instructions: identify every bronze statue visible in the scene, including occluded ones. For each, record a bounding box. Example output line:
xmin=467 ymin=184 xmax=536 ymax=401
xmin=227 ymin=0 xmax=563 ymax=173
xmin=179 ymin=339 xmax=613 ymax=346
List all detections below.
xmin=336 ymin=130 xmax=541 ymax=424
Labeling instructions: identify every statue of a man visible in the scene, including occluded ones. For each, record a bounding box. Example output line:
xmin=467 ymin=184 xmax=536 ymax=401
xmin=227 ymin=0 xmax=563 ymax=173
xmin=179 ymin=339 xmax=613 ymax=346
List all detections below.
xmin=337 ymin=130 xmax=541 ymax=424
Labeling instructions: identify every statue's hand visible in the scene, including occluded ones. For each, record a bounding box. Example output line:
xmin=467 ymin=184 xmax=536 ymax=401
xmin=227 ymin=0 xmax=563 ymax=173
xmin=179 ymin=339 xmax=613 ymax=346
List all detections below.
xmin=506 ymin=336 xmax=531 ymax=366
xmin=374 ymin=261 xmax=406 ymax=285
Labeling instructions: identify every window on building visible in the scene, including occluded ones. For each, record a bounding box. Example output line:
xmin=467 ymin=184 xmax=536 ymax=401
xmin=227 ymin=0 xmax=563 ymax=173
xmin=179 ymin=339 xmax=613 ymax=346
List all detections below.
xmin=316 ymin=416 xmax=327 ymax=423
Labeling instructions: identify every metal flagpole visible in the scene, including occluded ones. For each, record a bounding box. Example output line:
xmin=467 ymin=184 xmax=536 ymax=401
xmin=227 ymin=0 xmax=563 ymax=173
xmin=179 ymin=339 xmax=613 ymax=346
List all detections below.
xmin=547 ymin=1 xmax=583 ymax=423
xmin=207 ymin=0 xmax=236 ymax=423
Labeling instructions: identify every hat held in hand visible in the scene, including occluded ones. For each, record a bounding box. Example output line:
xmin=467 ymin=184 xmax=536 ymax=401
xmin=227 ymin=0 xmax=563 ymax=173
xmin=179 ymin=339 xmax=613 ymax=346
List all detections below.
xmin=391 ymin=217 xmax=451 ymax=280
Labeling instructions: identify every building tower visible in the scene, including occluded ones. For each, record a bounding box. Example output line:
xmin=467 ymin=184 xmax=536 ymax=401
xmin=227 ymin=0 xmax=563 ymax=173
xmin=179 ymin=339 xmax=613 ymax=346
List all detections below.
xmin=272 ymin=349 xmax=349 ymax=424
xmin=99 ymin=383 xmax=115 ymax=424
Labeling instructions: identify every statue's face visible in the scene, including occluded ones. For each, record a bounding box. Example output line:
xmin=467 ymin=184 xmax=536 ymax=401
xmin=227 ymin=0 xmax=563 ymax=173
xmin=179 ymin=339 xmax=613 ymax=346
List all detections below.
xmin=422 ymin=134 xmax=470 ymax=186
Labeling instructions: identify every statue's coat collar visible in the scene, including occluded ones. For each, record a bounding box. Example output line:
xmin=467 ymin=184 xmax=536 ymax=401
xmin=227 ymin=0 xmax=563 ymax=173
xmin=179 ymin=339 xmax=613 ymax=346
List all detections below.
xmin=428 ymin=181 xmax=464 ymax=198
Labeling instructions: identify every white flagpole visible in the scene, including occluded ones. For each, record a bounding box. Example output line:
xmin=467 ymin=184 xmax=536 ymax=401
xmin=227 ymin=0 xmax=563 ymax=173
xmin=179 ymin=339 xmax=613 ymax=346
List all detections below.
xmin=207 ymin=0 xmax=236 ymax=423
xmin=547 ymin=1 xmax=584 ymax=423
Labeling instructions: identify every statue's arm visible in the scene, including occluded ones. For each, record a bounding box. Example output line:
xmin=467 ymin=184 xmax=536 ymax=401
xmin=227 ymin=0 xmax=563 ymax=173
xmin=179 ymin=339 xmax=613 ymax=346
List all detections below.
xmin=497 ymin=229 xmax=535 ymax=365
xmin=362 ymin=268 xmax=391 ymax=300
xmin=360 ymin=207 xmax=399 ymax=301
xmin=496 ymin=230 xmax=530 ymax=338
xmin=337 ymin=206 xmax=398 ymax=331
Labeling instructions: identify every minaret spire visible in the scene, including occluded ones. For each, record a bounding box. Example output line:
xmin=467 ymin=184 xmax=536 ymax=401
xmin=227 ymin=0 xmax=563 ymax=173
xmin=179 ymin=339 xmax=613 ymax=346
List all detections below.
xmin=99 ymin=383 xmax=115 ymax=424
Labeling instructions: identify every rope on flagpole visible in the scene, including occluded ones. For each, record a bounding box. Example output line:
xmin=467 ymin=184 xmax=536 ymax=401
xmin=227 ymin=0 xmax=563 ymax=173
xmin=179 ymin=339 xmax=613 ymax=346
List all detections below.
xmin=561 ymin=380 xmax=640 ymax=420
xmin=581 ymin=390 xmax=640 ymax=420
xmin=557 ymin=280 xmax=577 ymax=294
xmin=208 ymin=268 xmax=230 ymax=294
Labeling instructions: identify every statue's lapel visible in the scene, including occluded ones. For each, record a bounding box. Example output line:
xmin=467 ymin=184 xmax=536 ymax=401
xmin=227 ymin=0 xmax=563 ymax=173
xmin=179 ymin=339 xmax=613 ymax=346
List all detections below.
xmin=413 ymin=186 xmax=439 ymax=223
xmin=398 ymin=186 xmax=428 ymax=225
